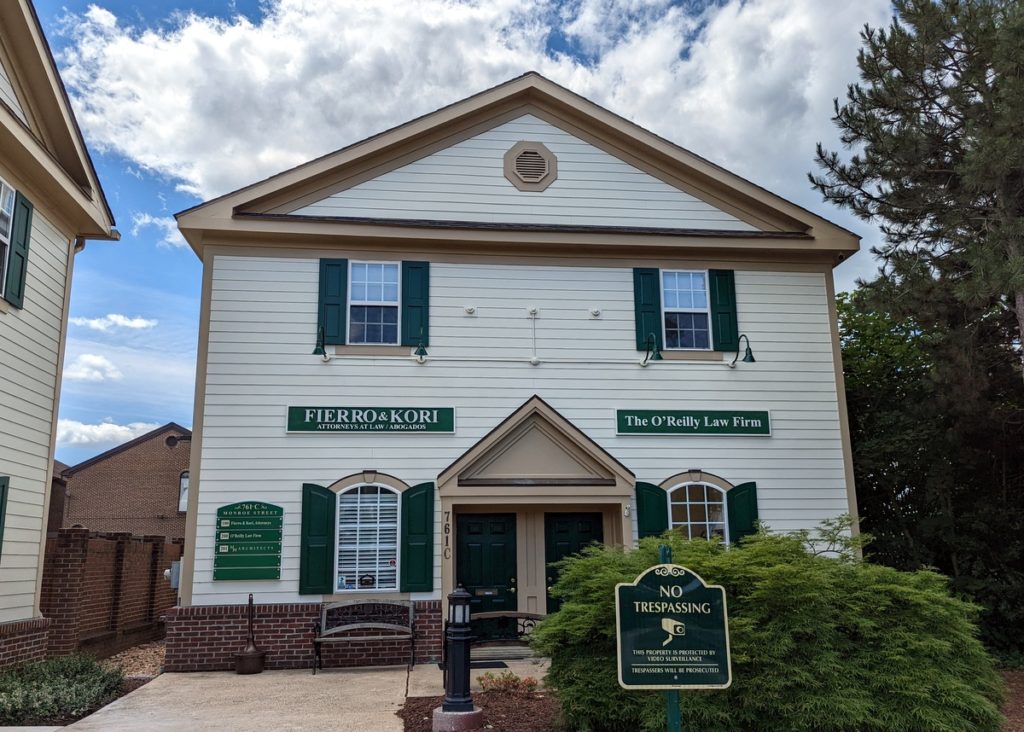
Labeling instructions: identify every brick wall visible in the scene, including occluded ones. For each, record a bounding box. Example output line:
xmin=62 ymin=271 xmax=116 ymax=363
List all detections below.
xmin=62 ymin=426 xmax=190 ymax=538
xmin=164 ymin=600 xmax=442 ymax=672
xmin=0 ymin=618 xmax=50 ymax=670
xmin=40 ymin=528 xmax=184 ymax=658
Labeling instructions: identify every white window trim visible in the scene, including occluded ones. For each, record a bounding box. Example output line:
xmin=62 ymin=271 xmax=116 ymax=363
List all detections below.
xmin=661 ymin=269 xmax=712 ymax=351
xmin=334 ymin=483 xmax=401 ymax=593
xmin=666 ymin=481 xmax=729 ymax=544
xmin=0 ymin=176 xmax=15 ymax=298
xmin=347 ymin=260 xmax=401 ymax=345
xmin=178 ymin=471 xmax=189 ymax=513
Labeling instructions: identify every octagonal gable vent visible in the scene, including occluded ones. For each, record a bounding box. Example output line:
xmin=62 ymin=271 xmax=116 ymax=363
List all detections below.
xmin=504 ymin=141 xmax=557 ymax=192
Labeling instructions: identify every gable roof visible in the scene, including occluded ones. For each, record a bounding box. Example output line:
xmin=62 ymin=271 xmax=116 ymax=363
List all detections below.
xmin=0 ymin=0 xmax=115 ymax=240
xmin=63 ymin=423 xmax=191 ymax=477
xmin=438 ymin=395 xmax=634 ymax=488
xmin=176 ymin=72 xmax=858 ymax=262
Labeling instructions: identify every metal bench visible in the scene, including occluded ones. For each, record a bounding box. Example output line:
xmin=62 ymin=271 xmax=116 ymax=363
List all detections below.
xmin=311 ymin=599 xmax=415 ymax=674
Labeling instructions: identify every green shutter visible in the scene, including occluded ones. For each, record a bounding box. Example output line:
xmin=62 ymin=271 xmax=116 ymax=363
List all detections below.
xmin=400 ymin=482 xmax=434 ymax=592
xmin=400 ymin=261 xmax=430 ymax=347
xmin=708 ymin=269 xmax=739 ymax=352
xmin=299 ymin=483 xmax=336 ymax=594
xmin=317 ymin=259 xmax=348 ymax=345
xmin=0 ymin=477 xmax=8 ymax=559
xmin=635 ymin=481 xmax=668 ymax=538
xmin=633 ymin=268 xmax=662 ymax=350
xmin=3 ymin=192 xmax=33 ymax=308
xmin=727 ymin=482 xmax=759 ymax=543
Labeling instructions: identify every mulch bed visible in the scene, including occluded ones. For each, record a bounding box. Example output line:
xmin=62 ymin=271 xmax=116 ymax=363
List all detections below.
xmin=1005 ymin=671 xmax=1024 ymax=732
xmin=398 ymin=692 xmax=561 ymax=732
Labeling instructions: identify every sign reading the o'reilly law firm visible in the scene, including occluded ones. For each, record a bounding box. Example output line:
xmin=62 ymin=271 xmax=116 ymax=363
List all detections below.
xmin=616 ymin=409 xmax=771 ymax=436
xmin=213 ymin=502 xmax=283 ymax=581
xmin=287 ymin=406 xmax=455 ymax=433
xmin=616 ymin=564 xmax=732 ymax=689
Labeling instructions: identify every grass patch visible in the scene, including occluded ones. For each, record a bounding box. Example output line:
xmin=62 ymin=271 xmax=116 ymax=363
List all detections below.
xmin=0 ymin=655 xmax=124 ymax=726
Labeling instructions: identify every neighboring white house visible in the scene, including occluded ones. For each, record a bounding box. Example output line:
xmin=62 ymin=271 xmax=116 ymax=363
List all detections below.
xmin=0 ymin=0 xmax=116 ymax=668
xmin=170 ymin=73 xmax=859 ymax=671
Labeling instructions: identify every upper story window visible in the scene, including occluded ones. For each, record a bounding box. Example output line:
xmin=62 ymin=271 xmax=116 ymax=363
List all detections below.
xmin=669 ymin=482 xmax=727 ymax=541
xmin=336 ymin=484 xmax=399 ymax=591
xmin=349 ymin=262 xmax=399 ymax=345
xmin=178 ymin=471 xmax=189 ymax=513
xmin=0 ymin=178 xmax=15 ymax=295
xmin=662 ymin=270 xmax=710 ymax=350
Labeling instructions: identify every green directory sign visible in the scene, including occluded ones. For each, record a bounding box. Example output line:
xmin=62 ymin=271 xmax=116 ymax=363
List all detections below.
xmin=615 ymin=564 xmax=732 ymax=689
xmin=616 ymin=409 xmax=770 ymax=436
xmin=213 ymin=502 xmax=283 ymax=581
xmin=287 ymin=406 xmax=455 ymax=433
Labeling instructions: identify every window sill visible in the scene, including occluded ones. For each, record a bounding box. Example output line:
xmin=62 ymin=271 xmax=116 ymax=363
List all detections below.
xmin=0 ymin=298 xmax=9 ymax=315
xmin=331 ymin=345 xmax=410 ymax=356
xmin=660 ymin=350 xmax=724 ymax=362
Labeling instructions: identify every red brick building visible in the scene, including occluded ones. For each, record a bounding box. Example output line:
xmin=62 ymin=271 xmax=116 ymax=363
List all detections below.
xmin=60 ymin=423 xmax=191 ymax=539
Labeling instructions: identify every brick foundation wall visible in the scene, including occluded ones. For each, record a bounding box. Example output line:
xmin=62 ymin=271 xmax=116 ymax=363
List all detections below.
xmin=164 ymin=600 xmax=442 ymax=672
xmin=40 ymin=528 xmax=184 ymax=658
xmin=0 ymin=617 xmax=50 ymax=670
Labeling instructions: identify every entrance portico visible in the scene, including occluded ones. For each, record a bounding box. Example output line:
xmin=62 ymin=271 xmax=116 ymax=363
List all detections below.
xmin=437 ymin=396 xmax=635 ymax=619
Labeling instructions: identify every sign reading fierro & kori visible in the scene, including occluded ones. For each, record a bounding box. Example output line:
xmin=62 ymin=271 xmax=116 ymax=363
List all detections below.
xmin=213 ymin=502 xmax=283 ymax=581
xmin=616 ymin=409 xmax=770 ymax=436
xmin=287 ymin=406 xmax=455 ymax=433
xmin=615 ymin=564 xmax=732 ymax=689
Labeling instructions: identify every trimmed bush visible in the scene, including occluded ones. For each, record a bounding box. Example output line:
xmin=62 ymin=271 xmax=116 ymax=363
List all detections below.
xmin=531 ymin=528 xmax=1004 ymax=732
xmin=0 ymin=655 xmax=124 ymax=725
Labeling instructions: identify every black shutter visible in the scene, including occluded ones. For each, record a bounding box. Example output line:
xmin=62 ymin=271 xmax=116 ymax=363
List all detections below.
xmin=400 ymin=261 xmax=430 ymax=347
xmin=727 ymin=482 xmax=759 ymax=544
xmin=299 ymin=483 xmax=336 ymax=594
xmin=3 ymin=192 xmax=33 ymax=308
xmin=633 ymin=268 xmax=662 ymax=350
xmin=708 ymin=269 xmax=739 ymax=352
xmin=400 ymin=482 xmax=434 ymax=591
xmin=0 ymin=476 xmax=8 ymax=559
xmin=636 ymin=481 xmax=669 ymax=538
xmin=318 ymin=259 xmax=348 ymax=345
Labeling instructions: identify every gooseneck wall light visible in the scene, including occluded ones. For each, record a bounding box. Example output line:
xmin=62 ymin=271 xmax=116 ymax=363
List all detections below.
xmin=640 ymin=333 xmax=663 ymax=367
xmin=728 ymin=334 xmax=756 ymax=368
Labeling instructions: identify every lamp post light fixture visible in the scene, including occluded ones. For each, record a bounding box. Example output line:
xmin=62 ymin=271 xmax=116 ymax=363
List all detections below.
xmin=728 ymin=334 xmax=756 ymax=368
xmin=641 ymin=332 xmax=663 ymax=367
xmin=441 ymin=586 xmax=475 ymax=713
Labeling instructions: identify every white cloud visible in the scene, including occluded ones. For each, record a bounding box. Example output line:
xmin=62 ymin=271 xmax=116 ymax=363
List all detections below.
xmin=130 ymin=213 xmax=188 ymax=248
xmin=70 ymin=313 xmax=159 ymax=331
xmin=57 ymin=418 xmax=161 ymax=447
xmin=64 ymin=353 xmax=124 ymax=381
xmin=57 ymin=0 xmax=892 ymax=288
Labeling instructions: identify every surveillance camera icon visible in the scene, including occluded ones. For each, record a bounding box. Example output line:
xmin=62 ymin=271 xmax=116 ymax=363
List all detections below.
xmin=661 ymin=617 xmax=686 ymax=646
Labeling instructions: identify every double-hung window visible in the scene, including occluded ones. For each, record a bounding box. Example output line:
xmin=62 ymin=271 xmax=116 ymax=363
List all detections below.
xmin=0 ymin=178 xmax=15 ymax=296
xmin=662 ymin=270 xmax=710 ymax=350
xmin=348 ymin=262 xmax=400 ymax=345
xmin=336 ymin=484 xmax=399 ymax=591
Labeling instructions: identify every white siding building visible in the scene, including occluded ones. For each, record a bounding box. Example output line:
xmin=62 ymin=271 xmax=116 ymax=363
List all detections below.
xmin=171 ymin=73 xmax=858 ymax=671
xmin=0 ymin=0 xmax=116 ymax=668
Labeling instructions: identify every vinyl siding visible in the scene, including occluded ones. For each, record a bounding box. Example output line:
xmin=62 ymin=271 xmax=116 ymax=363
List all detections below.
xmin=0 ymin=208 xmax=69 ymax=623
xmin=190 ymin=254 xmax=848 ymax=606
xmin=292 ymin=115 xmax=757 ymax=231
xmin=0 ymin=57 xmax=28 ymax=125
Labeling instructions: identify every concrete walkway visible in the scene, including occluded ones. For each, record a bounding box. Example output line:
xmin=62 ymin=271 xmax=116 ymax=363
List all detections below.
xmin=64 ymin=666 xmax=410 ymax=732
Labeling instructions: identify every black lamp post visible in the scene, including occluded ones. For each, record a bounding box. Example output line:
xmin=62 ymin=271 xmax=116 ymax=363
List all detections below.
xmin=442 ymin=586 xmax=474 ymax=713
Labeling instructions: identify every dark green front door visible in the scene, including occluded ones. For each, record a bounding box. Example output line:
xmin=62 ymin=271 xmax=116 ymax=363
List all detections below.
xmin=456 ymin=513 xmax=517 ymax=639
xmin=545 ymin=512 xmax=604 ymax=613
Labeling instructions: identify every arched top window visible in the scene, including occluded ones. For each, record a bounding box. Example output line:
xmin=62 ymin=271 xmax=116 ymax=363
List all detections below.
xmin=178 ymin=471 xmax=189 ymax=513
xmin=336 ymin=484 xmax=399 ymax=592
xmin=668 ymin=482 xmax=728 ymax=542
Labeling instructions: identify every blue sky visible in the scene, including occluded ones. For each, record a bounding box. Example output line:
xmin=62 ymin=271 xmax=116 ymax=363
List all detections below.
xmin=33 ymin=0 xmax=892 ymax=465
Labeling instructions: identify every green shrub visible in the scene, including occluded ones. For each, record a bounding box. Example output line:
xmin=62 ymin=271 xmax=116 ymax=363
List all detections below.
xmin=477 ymin=670 xmax=541 ymax=695
xmin=0 ymin=655 xmax=124 ymax=725
xmin=531 ymin=528 xmax=1005 ymax=732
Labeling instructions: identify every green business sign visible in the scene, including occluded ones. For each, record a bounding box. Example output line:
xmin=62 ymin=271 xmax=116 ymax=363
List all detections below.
xmin=287 ymin=406 xmax=455 ymax=433
xmin=213 ymin=502 xmax=283 ymax=581
xmin=617 ymin=410 xmax=771 ymax=436
xmin=615 ymin=564 xmax=732 ymax=689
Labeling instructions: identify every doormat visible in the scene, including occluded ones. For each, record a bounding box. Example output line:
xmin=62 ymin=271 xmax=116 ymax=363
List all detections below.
xmin=470 ymin=661 xmax=508 ymax=669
